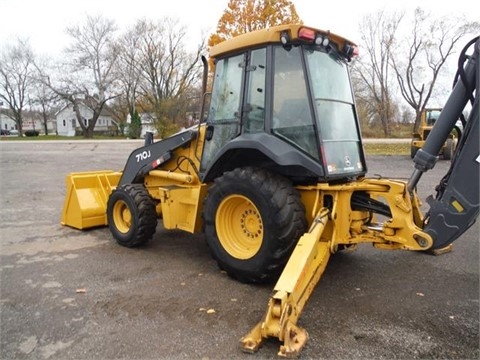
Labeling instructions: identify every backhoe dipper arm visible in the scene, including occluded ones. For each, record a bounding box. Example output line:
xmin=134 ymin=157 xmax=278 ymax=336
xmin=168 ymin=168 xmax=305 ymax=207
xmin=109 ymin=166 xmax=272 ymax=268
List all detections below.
xmin=408 ymin=36 xmax=479 ymax=250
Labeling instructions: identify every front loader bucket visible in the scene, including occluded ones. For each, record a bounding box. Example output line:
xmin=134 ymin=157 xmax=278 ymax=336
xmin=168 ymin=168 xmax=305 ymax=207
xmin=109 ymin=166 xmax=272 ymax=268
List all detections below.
xmin=61 ymin=170 xmax=121 ymax=230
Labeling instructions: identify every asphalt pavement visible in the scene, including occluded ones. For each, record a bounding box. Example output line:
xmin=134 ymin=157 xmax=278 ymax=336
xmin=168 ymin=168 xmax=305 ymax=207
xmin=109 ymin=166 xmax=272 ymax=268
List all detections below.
xmin=0 ymin=141 xmax=478 ymax=360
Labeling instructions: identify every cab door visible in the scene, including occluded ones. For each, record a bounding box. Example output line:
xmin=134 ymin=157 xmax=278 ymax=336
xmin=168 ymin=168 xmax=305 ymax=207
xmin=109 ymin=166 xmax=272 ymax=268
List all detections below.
xmin=200 ymin=53 xmax=245 ymax=172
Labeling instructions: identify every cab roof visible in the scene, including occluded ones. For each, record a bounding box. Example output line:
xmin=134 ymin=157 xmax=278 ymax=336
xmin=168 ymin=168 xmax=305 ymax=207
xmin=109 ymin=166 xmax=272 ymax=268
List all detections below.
xmin=209 ymin=24 xmax=357 ymax=59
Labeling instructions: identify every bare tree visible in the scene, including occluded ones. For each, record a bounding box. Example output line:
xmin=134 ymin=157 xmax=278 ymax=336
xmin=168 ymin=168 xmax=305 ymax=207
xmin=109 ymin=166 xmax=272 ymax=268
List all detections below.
xmin=0 ymin=38 xmax=36 ymax=136
xmin=133 ymin=18 xmax=204 ymax=138
xmin=29 ymin=57 xmax=59 ymax=135
xmin=111 ymin=25 xmax=145 ymax=135
xmin=42 ymin=15 xmax=120 ymax=138
xmin=30 ymin=81 xmax=58 ymax=135
xmin=391 ymin=8 xmax=480 ymax=131
xmin=353 ymin=10 xmax=403 ymax=137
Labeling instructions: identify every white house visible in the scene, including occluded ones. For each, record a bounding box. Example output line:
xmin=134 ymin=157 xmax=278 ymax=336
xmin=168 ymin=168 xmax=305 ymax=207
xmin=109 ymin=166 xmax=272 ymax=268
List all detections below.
xmin=22 ymin=117 xmax=56 ymax=134
xmin=56 ymin=102 xmax=118 ymax=136
xmin=0 ymin=112 xmax=16 ymax=132
xmin=1 ymin=109 xmax=56 ymax=135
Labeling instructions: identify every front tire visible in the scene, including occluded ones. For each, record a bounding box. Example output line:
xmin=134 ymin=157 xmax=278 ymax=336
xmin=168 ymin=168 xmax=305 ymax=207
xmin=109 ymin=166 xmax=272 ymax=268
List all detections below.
xmin=203 ymin=167 xmax=307 ymax=284
xmin=107 ymin=184 xmax=157 ymax=247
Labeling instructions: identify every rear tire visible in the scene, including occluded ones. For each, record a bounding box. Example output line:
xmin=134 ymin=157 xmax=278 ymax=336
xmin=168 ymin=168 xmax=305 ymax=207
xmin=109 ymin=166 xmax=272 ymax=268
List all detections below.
xmin=443 ymin=138 xmax=455 ymax=160
xmin=410 ymin=135 xmax=420 ymax=159
xmin=410 ymin=142 xmax=419 ymax=159
xmin=107 ymin=184 xmax=157 ymax=247
xmin=203 ymin=167 xmax=307 ymax=284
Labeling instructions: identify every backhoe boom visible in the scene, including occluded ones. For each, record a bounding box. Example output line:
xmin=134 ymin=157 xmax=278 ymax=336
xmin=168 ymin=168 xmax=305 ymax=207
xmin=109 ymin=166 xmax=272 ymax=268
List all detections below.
xmin=409 ymin=36 xmax=479 ymax=249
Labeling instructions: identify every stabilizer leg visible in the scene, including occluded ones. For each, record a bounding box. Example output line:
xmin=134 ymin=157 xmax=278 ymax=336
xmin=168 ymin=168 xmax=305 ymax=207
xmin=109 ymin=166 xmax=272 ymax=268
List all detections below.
xmin=240 ymin=208 xmax=331 ymax=357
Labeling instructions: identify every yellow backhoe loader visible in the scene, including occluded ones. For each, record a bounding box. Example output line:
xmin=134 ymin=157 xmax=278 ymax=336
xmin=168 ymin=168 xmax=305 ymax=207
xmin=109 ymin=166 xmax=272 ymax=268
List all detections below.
xmin=410 ymin=107 xmax=462 ymax=160
xmin=61 ymin=25 xmax=479 ymax=357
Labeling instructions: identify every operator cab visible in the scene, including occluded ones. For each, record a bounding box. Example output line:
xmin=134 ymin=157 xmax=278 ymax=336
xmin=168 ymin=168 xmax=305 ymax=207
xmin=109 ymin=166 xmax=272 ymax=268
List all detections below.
xmin=200 ymin=24 xmax=366 ymax=184
xmin=426 ymin=109 xmax=442 ymax=126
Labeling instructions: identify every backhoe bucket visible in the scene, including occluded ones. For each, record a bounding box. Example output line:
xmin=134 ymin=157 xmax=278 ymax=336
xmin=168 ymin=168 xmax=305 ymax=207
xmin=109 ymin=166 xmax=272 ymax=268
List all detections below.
xmin=61 ymin=170 xmax=121 ymax=230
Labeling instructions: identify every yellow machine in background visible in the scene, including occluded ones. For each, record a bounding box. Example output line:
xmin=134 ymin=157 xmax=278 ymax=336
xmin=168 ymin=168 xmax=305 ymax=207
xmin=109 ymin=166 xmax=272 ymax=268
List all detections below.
xmin=410 ymin=107 xmax=461 ymax=159
xmin=61 ymin=25 xmax=479 ymax=357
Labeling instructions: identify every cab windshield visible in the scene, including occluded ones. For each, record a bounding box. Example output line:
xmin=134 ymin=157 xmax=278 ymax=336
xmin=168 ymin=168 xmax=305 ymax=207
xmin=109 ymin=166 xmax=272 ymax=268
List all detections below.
xmin=272 ymin=45 xmax=363 ymax=175
xmin=426 ymin=109 xmax=442 ymax=126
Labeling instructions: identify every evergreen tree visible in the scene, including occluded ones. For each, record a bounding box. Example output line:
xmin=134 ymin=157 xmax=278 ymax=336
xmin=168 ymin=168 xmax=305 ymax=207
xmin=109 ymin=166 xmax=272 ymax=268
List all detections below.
xmin=128 ymin=110 xmax=142 ymax=139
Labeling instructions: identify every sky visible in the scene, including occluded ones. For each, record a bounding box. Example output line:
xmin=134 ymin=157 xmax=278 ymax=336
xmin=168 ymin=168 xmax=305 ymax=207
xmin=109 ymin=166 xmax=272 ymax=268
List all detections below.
xmin=0 ymin=0 xmax=477 ymax=58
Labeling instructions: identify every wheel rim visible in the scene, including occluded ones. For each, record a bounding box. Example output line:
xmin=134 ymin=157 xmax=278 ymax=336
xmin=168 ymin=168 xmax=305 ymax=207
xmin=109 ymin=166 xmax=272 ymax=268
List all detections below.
xmin=216 ymin=194 xmax=263 ymax=259
xmin=112 ymin=199 xmax=132 ymax=234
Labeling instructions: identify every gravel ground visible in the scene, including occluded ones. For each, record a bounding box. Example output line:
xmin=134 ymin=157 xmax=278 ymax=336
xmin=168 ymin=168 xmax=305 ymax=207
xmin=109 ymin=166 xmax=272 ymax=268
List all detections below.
xmin=0 ymin=141 xmax=478 ymax=360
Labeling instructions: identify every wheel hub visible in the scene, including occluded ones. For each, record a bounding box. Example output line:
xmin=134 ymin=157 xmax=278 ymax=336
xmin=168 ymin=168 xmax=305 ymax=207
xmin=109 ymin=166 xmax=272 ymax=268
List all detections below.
xmin=216 ymin=194 xmax=264 ymax=259
xmin=113 ymin=200 xmax=132 ymax=234
xmin=241 ymin=209 xmax=263 ymax=238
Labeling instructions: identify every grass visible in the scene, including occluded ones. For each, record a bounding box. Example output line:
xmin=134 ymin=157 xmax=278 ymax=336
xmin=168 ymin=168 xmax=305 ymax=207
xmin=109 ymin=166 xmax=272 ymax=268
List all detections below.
xmin=2 ymin=134 xmax=412 ymax=156
xmin=363 ymin=142 xmax=410 ymax=155
xmin=361 ymin=123 xmax=414 ymax=139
